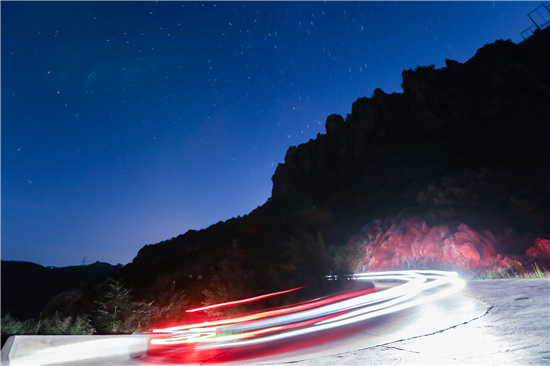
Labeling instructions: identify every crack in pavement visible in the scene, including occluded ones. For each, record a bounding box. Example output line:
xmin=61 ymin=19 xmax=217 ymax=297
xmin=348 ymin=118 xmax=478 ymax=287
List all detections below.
xmin=355 ymin=299 xmax=494 ymax=345
xmin=380 ymin=345 xmax=421 ymax=354
xmin=271 ymin=301 xmax=494 ymax=365
xmin=461 ymin=343 xmax=543 ymax=360
xmin=373 ymin=342 xmax=545 ymax=363
xmin=379 ymin=345 xmax=461 ymax=361
xmin=200 ymin=348 xmax=233 ymax=365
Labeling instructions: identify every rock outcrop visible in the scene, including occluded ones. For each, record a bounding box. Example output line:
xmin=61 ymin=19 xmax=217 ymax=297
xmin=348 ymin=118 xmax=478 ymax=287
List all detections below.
xmin=270 ymin=27 xmax=549 ymax=274
xmin=526 ymin=238 xmax=550 ymax=261
xmin=122 ymin=29 xmax=549 ymax=312
xmin=272 ymin=28 xmax=550 ymax=197
xmin=346 ymin=217 xmax=549 ymax=275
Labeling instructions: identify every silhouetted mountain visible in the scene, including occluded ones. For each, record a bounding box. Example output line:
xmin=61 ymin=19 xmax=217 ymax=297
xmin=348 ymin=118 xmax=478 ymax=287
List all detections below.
xmin=272 ymin=32 xmax=549 ymax=197
xmin=4 ymin=28 xmax=549 ymax=321
xmin=1 ymin=260 xmax=122 ymax=320
xmin=117 ymin=27 xmax=549 ymax=310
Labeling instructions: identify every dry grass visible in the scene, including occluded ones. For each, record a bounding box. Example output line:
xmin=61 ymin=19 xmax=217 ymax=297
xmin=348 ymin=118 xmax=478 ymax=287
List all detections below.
xmin=470 ymin=263 xmax=550 ymax=280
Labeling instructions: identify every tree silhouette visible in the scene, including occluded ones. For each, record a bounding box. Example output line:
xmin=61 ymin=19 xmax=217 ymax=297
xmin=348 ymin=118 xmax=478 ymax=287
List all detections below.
xmin=92 ymin=278 xmax=152 ymax=334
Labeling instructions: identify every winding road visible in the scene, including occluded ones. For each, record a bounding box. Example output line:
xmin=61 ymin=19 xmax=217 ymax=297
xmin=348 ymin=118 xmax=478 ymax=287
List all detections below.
xmin=2 ymin=273 xmax=548 ymax=365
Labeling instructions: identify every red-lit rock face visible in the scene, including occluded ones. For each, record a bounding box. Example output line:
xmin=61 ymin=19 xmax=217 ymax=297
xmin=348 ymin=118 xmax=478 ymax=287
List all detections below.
xmin=348 ymin=217 xmax=548 ymax=274
xmin=526 ymin=239 xmax=550 ymax=261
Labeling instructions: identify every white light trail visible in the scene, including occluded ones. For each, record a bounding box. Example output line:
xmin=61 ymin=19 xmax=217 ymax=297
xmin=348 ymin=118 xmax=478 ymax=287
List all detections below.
xmin=149 ymin=270 xmax=464 ymax=351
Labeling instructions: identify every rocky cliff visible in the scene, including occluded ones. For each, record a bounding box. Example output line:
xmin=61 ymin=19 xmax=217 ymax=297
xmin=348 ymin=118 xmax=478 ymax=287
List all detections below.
xmin=116 ymin=28 xmax=550 ymax=312
xmin=264 ymin=27 xmax=550 ymax=275
xmin=6 ymin=27 xmax=549 ymax=327
xmin=346 ymin=217 xmax=550 ymax=274
xmin=272 ymin=29 xmax=550 ymax=197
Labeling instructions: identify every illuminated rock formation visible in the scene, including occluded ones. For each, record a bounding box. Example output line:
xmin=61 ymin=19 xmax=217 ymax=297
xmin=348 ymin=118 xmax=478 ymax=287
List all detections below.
xmin=526 ymin=239 xmax=550 ymax=261
xmin=347 ymin=217 xmax=549 ymax=274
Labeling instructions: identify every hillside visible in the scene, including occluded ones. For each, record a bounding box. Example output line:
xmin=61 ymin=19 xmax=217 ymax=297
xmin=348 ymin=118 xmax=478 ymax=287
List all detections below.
xmin=118 ymin=27 xmax=549 ymax=309
xmin=4 ymin=28 xmax=549 ymax=323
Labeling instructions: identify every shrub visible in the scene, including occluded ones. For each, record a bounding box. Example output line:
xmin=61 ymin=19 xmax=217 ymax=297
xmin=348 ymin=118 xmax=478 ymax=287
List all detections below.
xmin=202 ymin=241 xmax=257 ymax=317
xmin=1 ymin=313 xmax=95 ymax=347
xmin=92 ymin=278 xmax=154 ymax=334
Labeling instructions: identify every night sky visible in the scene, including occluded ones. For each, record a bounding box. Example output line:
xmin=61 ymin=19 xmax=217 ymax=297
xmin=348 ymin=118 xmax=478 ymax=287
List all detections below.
xmin=2 ymin=1 xmax=543 ymax=267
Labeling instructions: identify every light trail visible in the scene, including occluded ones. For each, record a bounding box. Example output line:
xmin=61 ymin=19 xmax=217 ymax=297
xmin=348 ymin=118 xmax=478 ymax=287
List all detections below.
xmin=185 ymin=286 xmax=304 ymax=313
xmin=148 ymin=270 xmax=464 ymax=353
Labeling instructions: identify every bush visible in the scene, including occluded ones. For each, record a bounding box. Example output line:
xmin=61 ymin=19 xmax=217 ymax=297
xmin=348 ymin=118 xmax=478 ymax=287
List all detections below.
xmin=146 ymin=274 xmax=189 ymax=327
xmin=1 ymin=313 xmax=95 ymax=347
xmin=202 ymin=241 xmax=257 ymax=317
xmin=91 ymin=277 xmax=188 ymax=333
xmin=281 ymin=233 xmax=334 ymax=295
xmin=92 ymin=278 xmax=154 ymax=334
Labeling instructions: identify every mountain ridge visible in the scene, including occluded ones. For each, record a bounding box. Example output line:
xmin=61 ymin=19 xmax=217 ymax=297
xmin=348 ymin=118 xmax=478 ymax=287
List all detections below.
xmin=4 ymin=28 xmax=549 ymax=321
xmin=117 ymin=27 xmax=548 ymax=307
xmin=272 ymin=31 xmax=549 ymax=197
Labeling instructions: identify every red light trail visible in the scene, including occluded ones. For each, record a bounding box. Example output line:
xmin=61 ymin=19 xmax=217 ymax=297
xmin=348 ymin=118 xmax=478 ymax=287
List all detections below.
xmin=185 ymin=286 xmax=304 ymax=313
xmin=148 ymin=270 xmax=464 ymax=355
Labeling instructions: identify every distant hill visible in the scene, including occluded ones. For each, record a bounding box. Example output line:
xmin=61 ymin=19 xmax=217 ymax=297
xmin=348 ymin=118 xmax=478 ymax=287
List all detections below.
xmin=1 ymin=260 xmax=121 ymax=320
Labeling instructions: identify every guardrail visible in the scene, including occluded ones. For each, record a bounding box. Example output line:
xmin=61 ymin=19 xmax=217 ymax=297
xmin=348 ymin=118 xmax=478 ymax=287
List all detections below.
xmin=1 ymin=335 xmax=149 ymax=366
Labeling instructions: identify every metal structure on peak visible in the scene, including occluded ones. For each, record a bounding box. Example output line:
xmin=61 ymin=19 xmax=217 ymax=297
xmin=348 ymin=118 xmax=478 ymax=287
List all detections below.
xmin=521 ymin=4 xmax=550 ymax=40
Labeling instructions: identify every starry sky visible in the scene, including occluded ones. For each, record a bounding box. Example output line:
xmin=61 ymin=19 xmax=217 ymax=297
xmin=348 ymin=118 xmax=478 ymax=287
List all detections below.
xmin=2 ymin=1 xmax=544 ymax=267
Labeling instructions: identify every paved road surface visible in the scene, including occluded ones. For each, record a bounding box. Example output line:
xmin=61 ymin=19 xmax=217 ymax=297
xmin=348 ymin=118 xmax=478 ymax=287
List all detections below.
xmin=278 ymin=278 xmax=550 ymax=366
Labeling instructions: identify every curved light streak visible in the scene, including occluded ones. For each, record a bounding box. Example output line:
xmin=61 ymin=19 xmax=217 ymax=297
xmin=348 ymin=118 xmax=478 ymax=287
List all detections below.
xmin=149 ymin=270 xmax=464 ymax=352
xmin=185 ymin=286 xmax=304 ymax=313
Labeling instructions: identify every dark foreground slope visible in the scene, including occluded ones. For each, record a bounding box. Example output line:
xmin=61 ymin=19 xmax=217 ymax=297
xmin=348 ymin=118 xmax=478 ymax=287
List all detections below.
xmin=118 ymin=28 xmax=549 ymax=312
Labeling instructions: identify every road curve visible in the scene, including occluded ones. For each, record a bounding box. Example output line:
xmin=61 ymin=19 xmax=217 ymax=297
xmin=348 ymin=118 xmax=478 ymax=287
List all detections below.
xmin=136 ymin=270 xmax=485 ymax=365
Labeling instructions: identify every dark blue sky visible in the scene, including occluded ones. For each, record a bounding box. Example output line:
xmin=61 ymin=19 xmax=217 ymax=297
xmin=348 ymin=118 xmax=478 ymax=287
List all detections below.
xmin=2 ymin=1 xmax=544 ymax=267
